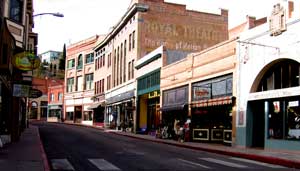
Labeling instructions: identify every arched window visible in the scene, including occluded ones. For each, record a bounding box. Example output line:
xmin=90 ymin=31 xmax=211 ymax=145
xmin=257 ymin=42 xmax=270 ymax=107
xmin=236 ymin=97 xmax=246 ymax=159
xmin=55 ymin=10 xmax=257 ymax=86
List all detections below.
xmin=77 ymin=54 xmax=83 ymax=70
xmin=31 ymin=101 xmax=38 ymax=108
xmin=256 ymin=59 xmax=300 ymax=92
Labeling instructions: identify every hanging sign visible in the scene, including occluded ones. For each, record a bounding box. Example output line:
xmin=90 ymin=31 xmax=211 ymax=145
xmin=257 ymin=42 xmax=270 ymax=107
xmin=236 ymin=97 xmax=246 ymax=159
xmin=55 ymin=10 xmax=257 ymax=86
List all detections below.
xmin=28 ymin=88 xmax=43 ymax=98
xmin=12 ymin=52 xmax=41 ymax=71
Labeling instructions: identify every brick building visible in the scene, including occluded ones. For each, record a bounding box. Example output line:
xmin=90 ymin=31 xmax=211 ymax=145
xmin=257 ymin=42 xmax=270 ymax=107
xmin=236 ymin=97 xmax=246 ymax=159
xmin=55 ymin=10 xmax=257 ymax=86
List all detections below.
xmin=47 ymin=79 xmax=64 ymax=122
xmin=64 ymin=35 xmax=104 ymax=125
xmin=93 ymin=0 xmax=228 ymax=131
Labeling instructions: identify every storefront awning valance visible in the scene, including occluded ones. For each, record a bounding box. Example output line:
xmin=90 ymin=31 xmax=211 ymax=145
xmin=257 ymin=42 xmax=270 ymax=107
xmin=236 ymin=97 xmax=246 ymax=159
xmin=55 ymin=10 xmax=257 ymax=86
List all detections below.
xmin=87 ymin=103 xmax=102 ymax=110
xmin=160 ymin=103 xmax=187 ymax=112
xmin=49 ymin=105 xmax=62 ymax=110
xmin=191 ymin=96 xmax=234 ymax=108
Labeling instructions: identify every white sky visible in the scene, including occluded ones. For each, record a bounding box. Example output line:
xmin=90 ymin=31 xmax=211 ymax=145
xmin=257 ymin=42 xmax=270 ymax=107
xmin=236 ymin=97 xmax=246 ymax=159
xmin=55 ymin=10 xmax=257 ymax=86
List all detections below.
xmin=33 ymin=0 xmax=278 ymax=54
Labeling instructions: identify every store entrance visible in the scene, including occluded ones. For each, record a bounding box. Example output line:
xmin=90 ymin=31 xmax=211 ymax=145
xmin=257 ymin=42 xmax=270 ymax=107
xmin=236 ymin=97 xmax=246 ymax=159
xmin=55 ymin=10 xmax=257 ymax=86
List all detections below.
xmin=74 ymin=106 xmax=82 ymax=123
xmin=248 ymin=101 xmax=265 ymax=148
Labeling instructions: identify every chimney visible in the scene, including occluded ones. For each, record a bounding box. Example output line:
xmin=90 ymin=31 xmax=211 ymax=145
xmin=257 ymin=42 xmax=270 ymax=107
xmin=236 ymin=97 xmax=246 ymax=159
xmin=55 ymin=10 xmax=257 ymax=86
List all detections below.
xmin=288 ymin=1 xmax=294 ymax=18
xmin=246 ymin=15 xmax=256 ymax=29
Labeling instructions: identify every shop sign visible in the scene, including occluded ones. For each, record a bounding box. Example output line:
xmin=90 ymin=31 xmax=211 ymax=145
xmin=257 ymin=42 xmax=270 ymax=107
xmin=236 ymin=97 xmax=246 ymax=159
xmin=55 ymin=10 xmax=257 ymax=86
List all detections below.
xmin=288 ymin=101 xmax=299 ymax=107
xmin=28 ymin=88 xmax=43 ymax=98
xmin=13 ymin=84 xmax=31 ymax=97
xmin=193 ymin=86 xmax=211 ymax=100
xmin=148 ymin=91 xmax=160 ymax=99
xmin=12 ymin=52 xmax=41 ymax=71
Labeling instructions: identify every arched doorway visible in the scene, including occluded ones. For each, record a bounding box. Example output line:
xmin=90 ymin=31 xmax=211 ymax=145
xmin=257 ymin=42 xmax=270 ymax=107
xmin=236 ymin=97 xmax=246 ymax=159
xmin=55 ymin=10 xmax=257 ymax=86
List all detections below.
xmin=248 ymin=59 xmax=300 ymax=148
xmin=30 ymin=101 xmax=38 ymax=119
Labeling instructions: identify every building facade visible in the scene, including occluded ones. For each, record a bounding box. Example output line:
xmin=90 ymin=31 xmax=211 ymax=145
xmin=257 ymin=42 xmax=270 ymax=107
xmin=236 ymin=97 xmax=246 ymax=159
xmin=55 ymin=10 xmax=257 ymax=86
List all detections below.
xmin=47 ymin=79 xmax=64 ymax=122
xmin=64 ymin=35 xmax=100 ymax=126
xmin=160 ymin=39 xmax=237 ymax=144
xmin=0 ymin=0 xmax=37 ymax=145
xmin=237 ymin=1 xmax=300 ymax=150
xmin=93 ymin=0 xmax=229 ymax=131
xmin=39 ymin=50 xmax=62 ymax=64
xmin=135 ymin=46 xmax=163 ymax=133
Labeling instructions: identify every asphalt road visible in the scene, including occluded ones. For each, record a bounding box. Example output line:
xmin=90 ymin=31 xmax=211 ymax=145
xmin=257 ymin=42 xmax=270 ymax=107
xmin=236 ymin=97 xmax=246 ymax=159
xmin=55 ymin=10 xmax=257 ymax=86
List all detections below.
xmin=36 ymin=122 xmax=295 ymax=171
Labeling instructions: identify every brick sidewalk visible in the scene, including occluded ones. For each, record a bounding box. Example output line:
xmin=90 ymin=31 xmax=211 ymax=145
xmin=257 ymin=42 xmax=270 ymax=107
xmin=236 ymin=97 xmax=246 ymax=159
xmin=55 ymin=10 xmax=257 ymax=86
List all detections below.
xmin=0 ymin=125 xmax=49 ymax=171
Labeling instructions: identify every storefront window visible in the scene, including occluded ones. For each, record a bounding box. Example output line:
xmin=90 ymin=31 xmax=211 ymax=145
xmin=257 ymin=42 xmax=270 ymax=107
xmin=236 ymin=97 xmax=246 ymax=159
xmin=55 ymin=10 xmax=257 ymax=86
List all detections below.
xmin=268 ymin=99 xmax=300 ymax=140
xmin=268 ymin=101 xmax=284 ymax=139
xmin=286 ymin=101 xmax=300 ymax=140
xmin=66 ymin=112 xmax=74 ymax=120
xmin=83 ymin=111 xmax=93 ymax=121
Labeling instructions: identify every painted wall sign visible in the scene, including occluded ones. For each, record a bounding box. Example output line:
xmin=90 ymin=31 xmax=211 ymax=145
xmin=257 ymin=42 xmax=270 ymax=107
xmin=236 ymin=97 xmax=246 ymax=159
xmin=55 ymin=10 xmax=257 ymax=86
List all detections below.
xmin=12 ymin=52 xmax=41 ymax=71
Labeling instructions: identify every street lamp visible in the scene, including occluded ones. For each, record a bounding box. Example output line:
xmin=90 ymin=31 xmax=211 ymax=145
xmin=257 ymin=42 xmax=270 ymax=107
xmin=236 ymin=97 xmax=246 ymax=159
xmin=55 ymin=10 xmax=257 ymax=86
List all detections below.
xmin=33 ymin=12 xmax=64 ymax=18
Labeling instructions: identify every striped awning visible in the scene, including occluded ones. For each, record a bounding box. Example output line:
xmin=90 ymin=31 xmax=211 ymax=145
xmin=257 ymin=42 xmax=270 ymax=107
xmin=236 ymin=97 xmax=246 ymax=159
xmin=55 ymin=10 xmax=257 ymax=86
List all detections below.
xmin=191 ymin=96 xmax=234 ymax=108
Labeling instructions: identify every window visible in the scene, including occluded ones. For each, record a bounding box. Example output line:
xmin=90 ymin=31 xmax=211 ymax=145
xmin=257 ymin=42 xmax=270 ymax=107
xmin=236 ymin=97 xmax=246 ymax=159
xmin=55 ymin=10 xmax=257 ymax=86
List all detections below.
xmin=67 ymin=77 xmax=74 ymax=92
xmin=50 ymin=93 xmax=54 ymax=102
xmin=124 ymin=40 xmax=127 ymax=83
xmin=129 ymin=34 xmax=132 ymax=51
xmin=85 ymin=53 xmax=94 ymax=64
xmin=83 ymin=111 xmax=93 ymax=121
xmin=257 ymin=60 xmax=300 ymax=92
xmin=132 ymin=31 xmax=135 ymax=49
xmin=58 ymin=93 xmax=63 ymax=101
xmin=77 ymin=54 xmax=83 ymax=70
xmin=128 ymin=61 xmax=131 ymax=80
xmin=120 ymin=43 xmax=123 ymax=84
xmin=67 ymin=59 xmax=75 ymax=69
xmin=117 ymin=46 xmax=120 ymax=86
xmin=101 ymin=79 xmax=105 ymax=93
xmin=76 ymin=76 xmax=83 ymax=91
xmin=103 ymin=54 xmax=105 ymax=67
xmin=66 ymin=112 xmax=74 ymax=120
xmin=85 ymin=74 xmax=94 ymax=90
xmin=132 ymin=59 xmax=134 ymax=79
xmin=9 ymin=0 xmax=23 ymax=23
xmin=107 ymin=75 xmax=111 ymax=90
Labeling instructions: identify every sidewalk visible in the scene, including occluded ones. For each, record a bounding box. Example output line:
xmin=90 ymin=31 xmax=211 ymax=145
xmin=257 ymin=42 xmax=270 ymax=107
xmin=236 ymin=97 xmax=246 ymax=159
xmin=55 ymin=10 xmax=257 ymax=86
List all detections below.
xmin=110 ymin=130 xmax=300 ymax=169
xmin=0 ymin=125 xmax=49 ymax=171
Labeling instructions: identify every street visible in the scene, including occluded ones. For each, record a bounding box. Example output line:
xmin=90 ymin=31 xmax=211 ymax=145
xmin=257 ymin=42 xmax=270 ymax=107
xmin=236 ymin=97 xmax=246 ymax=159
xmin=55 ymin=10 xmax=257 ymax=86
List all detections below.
xmin=35 ymin=122 xmax=294 ymax=171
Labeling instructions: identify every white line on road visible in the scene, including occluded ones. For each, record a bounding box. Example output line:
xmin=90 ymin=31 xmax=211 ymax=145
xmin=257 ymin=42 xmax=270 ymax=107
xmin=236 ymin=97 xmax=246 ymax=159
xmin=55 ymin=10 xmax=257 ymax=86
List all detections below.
xmin=88 ymin=159 xmax=121 ymax=171
xmin=199 ymin=157 xmax=248 ymax=168
xmin=177 ymin=158 xmax=211 ymax=169
xmin=230 ymin=157 xmax=286 ymax=168
xmin=51 ymin=159 xmax=75 ymax=170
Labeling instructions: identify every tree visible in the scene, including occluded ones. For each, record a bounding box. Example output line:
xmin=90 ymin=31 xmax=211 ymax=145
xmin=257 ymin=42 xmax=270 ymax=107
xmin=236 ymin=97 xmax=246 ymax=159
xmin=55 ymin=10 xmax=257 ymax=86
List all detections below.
xmin=59 ymin=44 xmax=66 ymax=70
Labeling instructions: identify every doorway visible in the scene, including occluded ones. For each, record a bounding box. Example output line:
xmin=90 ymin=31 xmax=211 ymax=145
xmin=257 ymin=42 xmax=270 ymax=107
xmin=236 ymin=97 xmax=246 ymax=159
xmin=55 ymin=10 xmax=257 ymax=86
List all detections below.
xmin=248 ymin=101 xmax=265 ymax=148
xmin=74 ymin=106 xmax=82 ymax=123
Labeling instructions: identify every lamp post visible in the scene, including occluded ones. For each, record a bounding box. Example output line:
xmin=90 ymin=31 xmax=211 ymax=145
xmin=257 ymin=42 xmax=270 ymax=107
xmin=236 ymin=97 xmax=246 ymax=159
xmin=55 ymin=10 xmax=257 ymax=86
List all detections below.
xmin=33 ymin=12 xmax=64 ymax=18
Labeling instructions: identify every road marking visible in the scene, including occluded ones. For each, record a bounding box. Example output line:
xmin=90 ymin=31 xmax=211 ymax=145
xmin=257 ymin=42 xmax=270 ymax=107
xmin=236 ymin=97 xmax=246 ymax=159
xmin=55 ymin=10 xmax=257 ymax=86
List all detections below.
xmin=199 ymin=157 xmax=248 ymax=168
xmin=88 ymin=159 xmax=121 ymax=171
xmin=51 ymin=159 xmax=75 ymax=170
xmin=230 ymin=157 xmax=286 ymax=168
xmin=177 ymin=158 xmax=211 ymax=169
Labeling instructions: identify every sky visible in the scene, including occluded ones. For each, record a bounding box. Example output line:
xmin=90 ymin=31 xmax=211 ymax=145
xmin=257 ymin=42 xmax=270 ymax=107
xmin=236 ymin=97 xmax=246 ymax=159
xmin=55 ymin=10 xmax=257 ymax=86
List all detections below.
xmin=33 ymin=0 xmax=277 ymax=54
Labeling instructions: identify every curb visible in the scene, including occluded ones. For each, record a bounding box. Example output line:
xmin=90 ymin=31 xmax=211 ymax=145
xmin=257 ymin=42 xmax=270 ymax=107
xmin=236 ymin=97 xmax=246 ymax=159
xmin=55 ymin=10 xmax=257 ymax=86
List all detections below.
xmin=112 ymin=132 xmax=300 ymax=169
xmin=35 ymin=126 xmax=50 ymax=171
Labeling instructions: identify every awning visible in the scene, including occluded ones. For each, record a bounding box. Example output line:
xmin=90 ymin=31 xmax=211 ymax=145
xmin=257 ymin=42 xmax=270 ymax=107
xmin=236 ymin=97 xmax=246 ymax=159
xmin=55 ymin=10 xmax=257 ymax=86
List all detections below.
xmin=160 ymin=103 xmax=187 ymax=112
xmin=191 ymin=96 xmax=234 ymax=108
xmin=87 ymin=103 xmax=102 ymax=110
